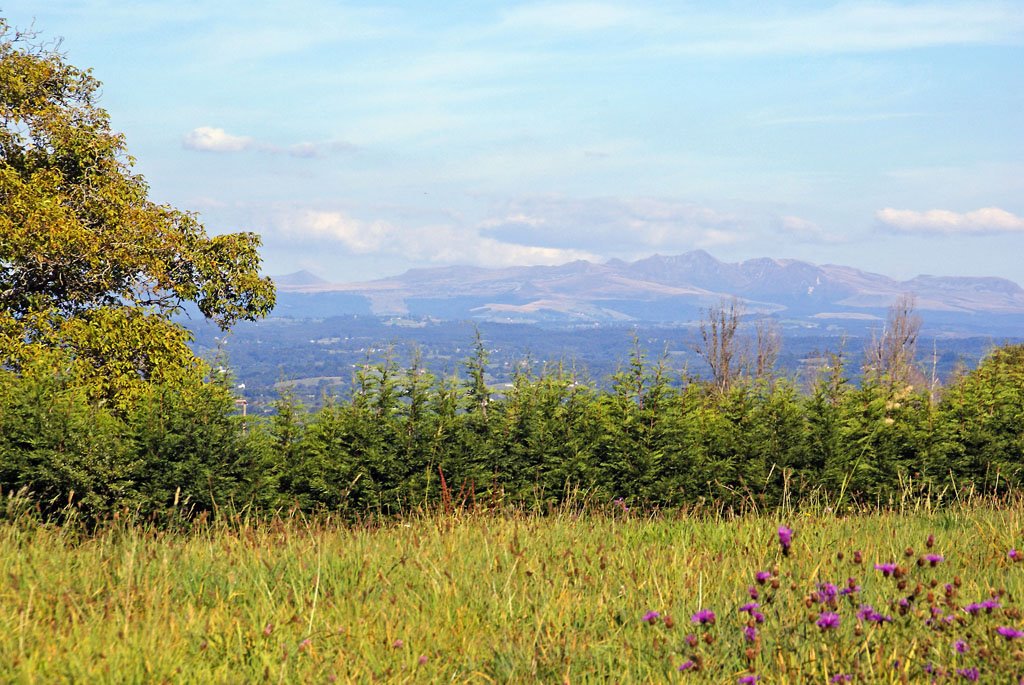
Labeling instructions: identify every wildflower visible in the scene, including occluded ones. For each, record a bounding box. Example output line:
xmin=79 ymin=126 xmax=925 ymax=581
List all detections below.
xmin=830 ymin=675 xmax=853 ymax=683
xmin=957 ymin=667 xmax=980 ymax=681
xmin=927 ymin=534 xmax=935 ymax=548
xmin=738 ymin=676 xmax=760 ymax=684
xmin=743 ymin=625 xmax=758 ymax=642
xmin=684 ymin=633 xmax=699 ymax=648
xmin=997 ymin=626 xmax=1024 ymax=640
xmin=816 ymin=611 xmax=841 ymax=631
xmin=418 ymin=655 xmax=428 ymax=665
xmin=839 ymin=585 xmax=861 ymax=596
xmin=678 ymin=660 xmax=696 ymax=672
xmin=856 ymin=604 xmax=892 ymax=623
xmin=755 ymin=571 xmax=772 ymax=584
xmin=778 ymin=526 xmax=793 ymax=556
xmin=954 ymin=640 xmax=969 ymax=654
xmin=392 ymin=639 xmax=403 ymax=648
xmin=965 ymin=599 xmax=1001 ymax=615
xmin=262 ymin=623 xmax=273 ymax=636
xmin=923 ymin=554 xmax=945 ymax=566
xmin=874 ymin=562 xmax=898 ymax=576
xmin=816 ymin=582 xmax=839 ymax=603
xmin=642 ymin=610 xmax=661 ymax=624
xmin=691 ymin=609 xmax=716 ymax=625
xmin=752 ymin=611 xmax=766 ymax=623
xmin=1010 ymin=549 xmax=1022 ymax=562
xmin=748 ymin=585 xmax=760 ymax=600
xmin=739 ymin=602 xmax=760 ymax=614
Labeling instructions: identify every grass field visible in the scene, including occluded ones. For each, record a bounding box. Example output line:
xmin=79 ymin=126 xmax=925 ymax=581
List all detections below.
xmin=2 ymin=503 xmax=1024 ymax=683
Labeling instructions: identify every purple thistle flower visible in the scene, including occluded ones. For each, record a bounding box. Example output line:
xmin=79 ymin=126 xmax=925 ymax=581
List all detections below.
xmin=816 ymin=611 xmax=841 ymax=631
xmin=957 ymin=667 xmax=980 ymax=681
xmin=954 ymin=640 xmax=969 ymax=654
xmin=964 ymin=599 xmax=1001 ymax=615
xmin=923 ymin=553 xmax=944 ymax=566
xmin=1010 ymin=549 xmax=1022 ymax=561
xmin=748 ymin=585 xmax=760 ymax=600
xmin=752 ymin=611 xmax=766 ymax=624
xmin=739 ymin=602 xmax=760 ymax=614
xmin=743 ymin=625 xmax=758 ymax=642
xmin=778 ymin=526 xmax=793 ymax=555
xmin=678 ymin=660 xmax=696 ymax=672
xmin=997 ymin=626 xmax=1024 ymax=640
xmin=755 ymin=571 xmax=773 ymax=584
xmin=874 ymin=562 xmax=897 ymax=576
xmin=738 ymin=676 xmax=760 ymax=684
xmin=642 ymin=610 xmax=661 ymax=624
xmin=691 ymin=609 xmax=716 ymax=625
xmin=816 ymin=582 xmax=839 ymax=603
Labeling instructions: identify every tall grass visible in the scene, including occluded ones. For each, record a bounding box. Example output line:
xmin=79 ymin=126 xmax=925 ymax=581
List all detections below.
xmin=2 ymin=502 xmax=1024 ymax=682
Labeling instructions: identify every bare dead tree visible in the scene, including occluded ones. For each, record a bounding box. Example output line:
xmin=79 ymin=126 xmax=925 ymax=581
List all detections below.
xmin=865 ymin=293 xmax=922 ymax=390
xmin=753 ymin=317 xmax=781 ymax=382
xmin=695 ymin=298 xmax=742 ymax=394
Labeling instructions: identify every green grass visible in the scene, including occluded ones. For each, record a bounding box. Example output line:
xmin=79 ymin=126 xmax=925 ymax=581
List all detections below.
xmin=2 ymin=504 xmax=1024 ymax=683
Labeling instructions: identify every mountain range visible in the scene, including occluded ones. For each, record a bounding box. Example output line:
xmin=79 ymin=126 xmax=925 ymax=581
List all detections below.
xmin=272 ymin=251 xmax=1024 ymax=333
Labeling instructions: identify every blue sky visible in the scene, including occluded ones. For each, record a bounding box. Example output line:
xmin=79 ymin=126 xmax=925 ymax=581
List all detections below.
xmin=4 ymin=1 xmax=1023 ymax=283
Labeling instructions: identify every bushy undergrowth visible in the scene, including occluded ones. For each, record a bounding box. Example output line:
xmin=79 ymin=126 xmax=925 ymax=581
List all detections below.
xmin=1 ymin=342 xmax=1023 ymax=525
xmin=3 ymin=504 xmax=1024 ymax=682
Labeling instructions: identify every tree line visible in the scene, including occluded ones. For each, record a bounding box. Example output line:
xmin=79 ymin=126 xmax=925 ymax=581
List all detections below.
xmin=2 ymin=310 xmax=1022 ymax=524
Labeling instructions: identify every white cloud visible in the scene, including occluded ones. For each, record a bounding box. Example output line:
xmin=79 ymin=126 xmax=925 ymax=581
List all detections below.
xmin=275 ymin=209 xmax=598 ymax=267
xmin=182 ymin=127 xmax=356 ymax=157
xmin=876 ymin=207 xmax=1024 ymax=235
xmin=284 ymin=210 xmax=396 ymax=253
xmin=479 ymin=196 xmax=744 ymax=253
xmin=182 ymin=126 xmax=253 ymax=152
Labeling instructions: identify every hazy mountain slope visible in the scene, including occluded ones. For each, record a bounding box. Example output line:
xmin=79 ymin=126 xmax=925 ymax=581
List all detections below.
xmin=272 ymin=251 xmax=1024 ymax=326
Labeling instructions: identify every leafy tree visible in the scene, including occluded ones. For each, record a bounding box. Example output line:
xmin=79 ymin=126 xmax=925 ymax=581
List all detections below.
xmin=0 ymin=21 xmax=274 ymax=405
xmin=936 ymin=344 xmax=1024 ymax=492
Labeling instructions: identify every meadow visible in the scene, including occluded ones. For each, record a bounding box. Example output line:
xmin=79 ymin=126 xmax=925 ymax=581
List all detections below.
xmin=3 ymin=502 xmax=1024 ymax=683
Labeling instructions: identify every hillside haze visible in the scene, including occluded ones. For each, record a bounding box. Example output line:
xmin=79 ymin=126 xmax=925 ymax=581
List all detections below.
xmin=272 ymin=251 xmax=1024 ymax=333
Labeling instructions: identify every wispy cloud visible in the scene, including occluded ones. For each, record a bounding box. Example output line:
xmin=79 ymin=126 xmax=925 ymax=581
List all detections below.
xmin=776 ymin=215 xmax=846 ymax=244
xmin=182 ymin=126 xmax=253 ymax=153
xmin=479 ymin=196 xmax=744 ymax=254
xmin=876 ymin=207 xmax=1024 ymax=234
xmin=485 ymin=1 xmax=1024 ymax=56
xmin=654 ymin=2 xmax=1024 ymax=57
xmin=274 ymin=208 xmax=598 ymax=267
xmin=182 ymin=127 xmax=355 ymax=158
xmin=499 ymin=2 xmax=644 ymax=32
xmin=755 ymin=112 xmax=926 ymax=127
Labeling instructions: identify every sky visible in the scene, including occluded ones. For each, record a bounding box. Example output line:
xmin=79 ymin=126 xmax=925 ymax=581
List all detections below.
xmin=3 ymin=1 xmax=1024 ymax=284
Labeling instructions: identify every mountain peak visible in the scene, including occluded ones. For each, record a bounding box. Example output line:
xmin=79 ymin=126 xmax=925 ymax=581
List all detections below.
xmin=274 ymin=269 xmax=329 ymax=288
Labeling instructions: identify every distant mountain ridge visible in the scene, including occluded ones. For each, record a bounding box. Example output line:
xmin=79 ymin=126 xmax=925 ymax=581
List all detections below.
xmin=272 ymin=251 xmax=1024 ymax=327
